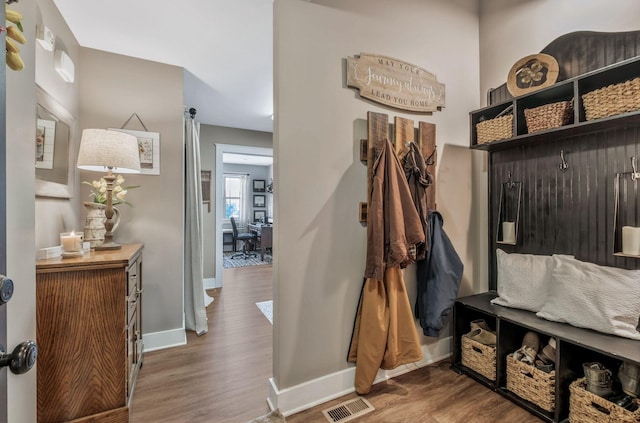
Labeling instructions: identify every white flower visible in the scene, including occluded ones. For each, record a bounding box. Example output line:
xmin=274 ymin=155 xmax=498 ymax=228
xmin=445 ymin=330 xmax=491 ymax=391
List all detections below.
xmin=83 ymin=174 xmax=139 ymax=206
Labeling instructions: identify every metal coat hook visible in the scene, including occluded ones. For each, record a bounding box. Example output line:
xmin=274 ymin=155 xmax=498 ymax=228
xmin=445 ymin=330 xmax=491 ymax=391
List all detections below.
xmin=559 ymin=150 xmax=569 ymax=172
xmin=425 ymin=145 xmax=437 ymax=166
xmin=632 ymin=156 xmax=640 ymax=181
xmin=506 ymin=170 xmax=515 ymax=188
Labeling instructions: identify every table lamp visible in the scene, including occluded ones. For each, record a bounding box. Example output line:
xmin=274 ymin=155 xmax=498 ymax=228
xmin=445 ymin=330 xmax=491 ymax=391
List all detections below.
xmin=77 ymin=129 xmax=140 ymax=250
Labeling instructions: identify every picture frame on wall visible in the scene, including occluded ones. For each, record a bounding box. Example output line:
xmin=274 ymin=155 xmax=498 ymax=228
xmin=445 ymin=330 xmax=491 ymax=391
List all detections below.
xmin=109 ymin=127 xmax=161 ymax=175
xmin=201 ymin=170 xmax=212 ymax=212
xmin=253 ymin=179 xmax=266 ymax=192
xmin=35 ymin=118 xmax=56 ymax=169
xmin=253 ymin=194 xmax=266 ymax=207
xmin=253 ymin=210 xmax=266 ymax=222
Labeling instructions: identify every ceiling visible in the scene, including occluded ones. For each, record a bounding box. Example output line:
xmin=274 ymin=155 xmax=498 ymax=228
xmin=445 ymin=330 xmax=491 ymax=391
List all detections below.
xmin=52 ymin=0 xmax=274 ymax=133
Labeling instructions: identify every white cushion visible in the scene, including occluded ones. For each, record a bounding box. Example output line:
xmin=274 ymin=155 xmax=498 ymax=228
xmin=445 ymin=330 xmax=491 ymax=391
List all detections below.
xmin=536 ymin=255 xmax=640 ymax=340
xmin=490 ymin=249 xmax=554 ymax=312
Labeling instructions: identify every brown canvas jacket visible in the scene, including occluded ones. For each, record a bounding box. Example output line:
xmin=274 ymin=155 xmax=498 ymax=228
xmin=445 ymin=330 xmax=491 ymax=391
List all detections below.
xmin=349 ymin=138 xmax=425 ymax=395
xmin=364 ymin=138 xmax=425 ymax=280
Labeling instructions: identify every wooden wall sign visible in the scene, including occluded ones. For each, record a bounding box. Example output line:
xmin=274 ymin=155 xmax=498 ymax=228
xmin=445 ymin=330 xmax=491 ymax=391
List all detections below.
xmin=347 ymin=53 xmax=445 ymax=113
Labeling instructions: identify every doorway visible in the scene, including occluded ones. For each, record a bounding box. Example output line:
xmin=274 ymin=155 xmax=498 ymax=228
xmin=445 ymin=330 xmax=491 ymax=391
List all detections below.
xmin=214 ymin=144 xmax=273 ymax=289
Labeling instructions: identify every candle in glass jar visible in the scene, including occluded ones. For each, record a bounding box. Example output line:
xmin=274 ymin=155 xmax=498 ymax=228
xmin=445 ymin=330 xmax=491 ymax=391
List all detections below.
xmin=622 ymin=226 xmax=640 ymax=256
xmin=502 ymin=221 xmax=516 ymax=244
xmin=60 ymin=231 xmax=82 ymax=253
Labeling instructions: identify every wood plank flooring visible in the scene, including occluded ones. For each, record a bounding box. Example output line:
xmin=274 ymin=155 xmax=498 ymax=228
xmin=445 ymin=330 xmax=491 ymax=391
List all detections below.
xmin=286 ymin=362 xmax=542 ymax=423
xmin=130 ymin=266 xmax=273 ymax=423
xmin=131 ymin=264 xmax=541 ymax=422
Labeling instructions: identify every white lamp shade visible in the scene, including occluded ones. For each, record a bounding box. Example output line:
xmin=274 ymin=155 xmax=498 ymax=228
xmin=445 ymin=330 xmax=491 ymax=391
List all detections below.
xmin=77 ymin=129 xmax=141 ymax=173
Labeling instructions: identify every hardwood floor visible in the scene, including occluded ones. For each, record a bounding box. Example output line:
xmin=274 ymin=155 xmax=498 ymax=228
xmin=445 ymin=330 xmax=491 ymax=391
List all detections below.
xmin=131 ymin=264 xmax=541 ymax=423
xmin=130 ymin=265 xmax=273 ymax=423
xmin=286 ymin=362 xmax=543 ymax=423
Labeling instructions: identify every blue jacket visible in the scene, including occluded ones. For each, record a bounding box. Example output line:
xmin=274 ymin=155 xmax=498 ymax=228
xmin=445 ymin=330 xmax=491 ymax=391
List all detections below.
xmin=415 ymin=211 xmax=463 ymax=337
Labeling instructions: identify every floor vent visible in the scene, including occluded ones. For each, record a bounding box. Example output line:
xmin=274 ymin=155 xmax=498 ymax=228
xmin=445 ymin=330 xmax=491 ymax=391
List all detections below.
xmin=321 ymin=398 xmax=375 ymax=423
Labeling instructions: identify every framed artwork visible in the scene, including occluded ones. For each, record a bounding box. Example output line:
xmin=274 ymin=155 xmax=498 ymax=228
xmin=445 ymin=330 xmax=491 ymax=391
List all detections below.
xmin=35 ymin=85 xmax=75 ymax=199
xmin=253 ymin=194 xmax=266 ymax=208
xmin=253 ymin=210 xmax=266 ymax=222
xmin=201 ymin=170 xmax=211 ymax=212
xmin=109 ymin=128 xmax=161 ymax=175
xmin=253 ymin=179 xmax=266 ymax=192
xmin=35 ymin=118 xmax=56 ymax=169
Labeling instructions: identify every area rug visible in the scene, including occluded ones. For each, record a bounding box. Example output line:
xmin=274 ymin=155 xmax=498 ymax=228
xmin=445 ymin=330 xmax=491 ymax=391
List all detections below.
xmin=223 ymin=251 xmax=272 ymax=268
xmin=256 ymin=300 xmax=273 ymax=324
xmin=245 ymin=409 xmax=286 ymax=423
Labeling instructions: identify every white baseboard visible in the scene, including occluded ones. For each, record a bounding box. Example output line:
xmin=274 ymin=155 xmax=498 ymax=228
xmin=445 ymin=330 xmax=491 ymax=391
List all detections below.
xmin=203 ymin=277 xmax=219 ymax=289
xmin=267 ymin=336 xmax=452 ymax=416
xmin=143 ymin=328 xmax=187 ymax=352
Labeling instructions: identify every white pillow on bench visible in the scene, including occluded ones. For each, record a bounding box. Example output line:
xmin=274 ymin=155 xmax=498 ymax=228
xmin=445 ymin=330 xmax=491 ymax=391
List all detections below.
xmin=491 ymin=249 xmax=554 ymax=312
xmin=536 ymin=255 xmax=640 ymax=341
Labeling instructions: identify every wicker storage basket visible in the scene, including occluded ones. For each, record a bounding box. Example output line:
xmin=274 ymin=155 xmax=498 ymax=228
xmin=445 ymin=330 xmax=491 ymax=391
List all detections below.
xmin=461 ymin=335 xmax=496 ymax=381
xmin=582 ymin=76 xmax=640 ymax=121
xmin=476 ymin=114 xmax=513 ymax=144
xmin=524 ymin=100 xmax=573 ymax=134
xmin=569 ymin=378 xmax=640 ymax=423
xmin=506 ymin=355 xmax=556 ymax=412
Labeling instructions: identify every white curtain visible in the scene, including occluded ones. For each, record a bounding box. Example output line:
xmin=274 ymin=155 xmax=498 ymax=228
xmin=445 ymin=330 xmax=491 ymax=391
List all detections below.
xmin=184 ymin=114 xmax=210 ymax=336
xmin=239 ymin=174 xmax=251 ymax=228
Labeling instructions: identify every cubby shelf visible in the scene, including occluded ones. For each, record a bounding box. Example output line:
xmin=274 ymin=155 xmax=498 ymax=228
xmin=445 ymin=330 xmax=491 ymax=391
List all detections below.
xmin=470 ymin=56 xmax=640 ymax=151
xmin=461 ymin=52 xmax=640 ymax=423
xmin=453 ymin=292 xmax=640 ymax=423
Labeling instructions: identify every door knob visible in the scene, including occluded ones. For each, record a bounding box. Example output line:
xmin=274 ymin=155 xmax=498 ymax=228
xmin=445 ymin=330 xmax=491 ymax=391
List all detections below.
xmin=0 ymin=276 xmax=14 ymax=305
xmin=0 ymin=341 xmax=37 ymax=374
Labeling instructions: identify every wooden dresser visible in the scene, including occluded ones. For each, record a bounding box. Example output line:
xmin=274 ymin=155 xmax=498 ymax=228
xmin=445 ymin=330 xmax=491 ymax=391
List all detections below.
xmin=36 ymin=243 xmax=144 ymax=423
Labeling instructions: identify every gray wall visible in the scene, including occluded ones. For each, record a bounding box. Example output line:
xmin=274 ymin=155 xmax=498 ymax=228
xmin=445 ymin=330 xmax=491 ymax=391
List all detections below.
xmin=274 ymin=0 xmax=480 ymax=391
xmin=78 ymin=48 xmax=185 ymax=336
xmin=34 ymin=0 xmax=81 ymax=250
xmin=479 ymin=0 xmax=640 ymax=105
xmin=199 ymin=124 xmax=272 ymax=280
